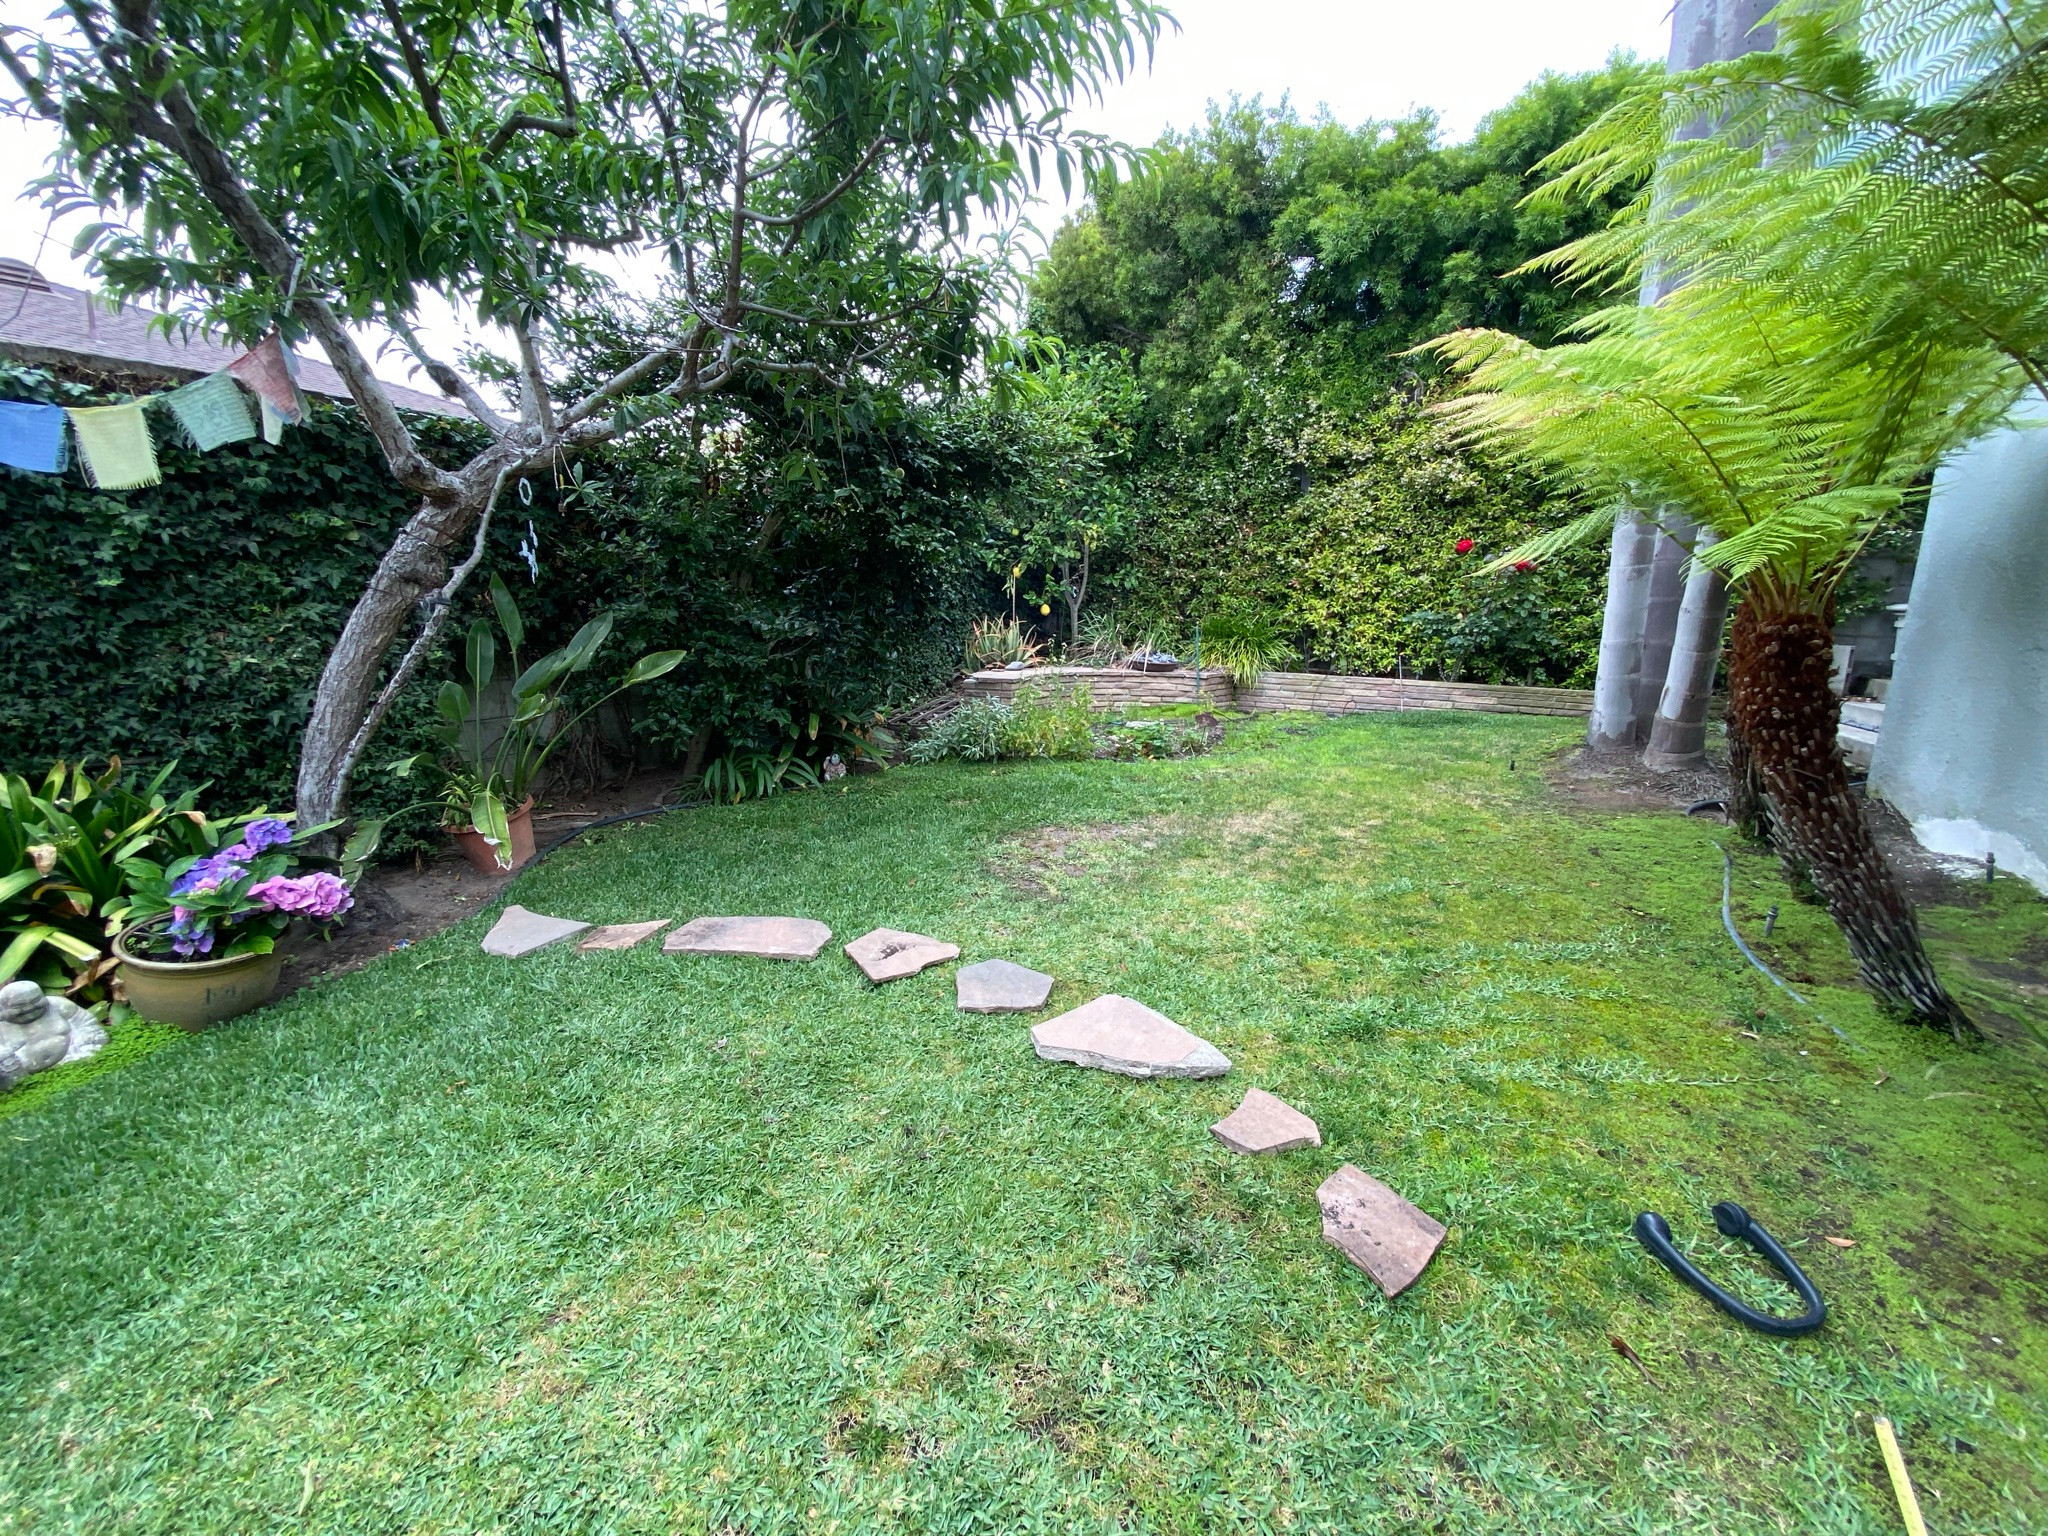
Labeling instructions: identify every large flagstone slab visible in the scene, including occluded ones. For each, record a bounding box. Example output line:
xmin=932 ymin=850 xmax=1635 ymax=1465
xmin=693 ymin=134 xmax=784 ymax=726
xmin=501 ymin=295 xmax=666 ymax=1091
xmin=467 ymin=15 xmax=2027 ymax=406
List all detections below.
xmin=1029 ymin=994 xmax=1229 ymax=1079
xmin=481 ymin=904 xmax=590 ymax=957
xmin=578 ymin=919 xmax=672 ymax=951
xmin=844 ymin=927 xmax=959 ymax=983
xmin=663 ymin=915 xmax=831 ymax=960
xmin=955 ymin=958 xmax=1054 ymax=1013
xmin=1317 ymin=1164 xmax=1445 ymax=1298
xmin=1210 ymin=1087 xmax=1321 ymax=1154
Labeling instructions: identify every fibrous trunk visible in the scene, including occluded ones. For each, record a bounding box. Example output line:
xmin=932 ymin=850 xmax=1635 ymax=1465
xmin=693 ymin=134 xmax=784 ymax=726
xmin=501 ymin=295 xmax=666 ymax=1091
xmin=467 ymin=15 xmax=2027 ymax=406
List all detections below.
xmin=1726 ymin=600 xmax=1971 ymax=1035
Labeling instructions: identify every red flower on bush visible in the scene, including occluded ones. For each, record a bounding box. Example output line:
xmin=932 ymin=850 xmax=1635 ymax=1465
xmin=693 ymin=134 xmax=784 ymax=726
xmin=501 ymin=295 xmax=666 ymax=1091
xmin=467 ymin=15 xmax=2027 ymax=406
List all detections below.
xmin=1454 ymin=538 xmax=1475 ymax=555
xmin=1513 ymin=560 xmax=1536 ymax=573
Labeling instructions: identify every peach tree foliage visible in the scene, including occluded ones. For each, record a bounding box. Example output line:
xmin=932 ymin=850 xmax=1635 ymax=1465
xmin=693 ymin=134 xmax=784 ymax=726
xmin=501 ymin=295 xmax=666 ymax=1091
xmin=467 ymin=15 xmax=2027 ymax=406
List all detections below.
xmin=2 ymin=0 xmax=1168 ymax=827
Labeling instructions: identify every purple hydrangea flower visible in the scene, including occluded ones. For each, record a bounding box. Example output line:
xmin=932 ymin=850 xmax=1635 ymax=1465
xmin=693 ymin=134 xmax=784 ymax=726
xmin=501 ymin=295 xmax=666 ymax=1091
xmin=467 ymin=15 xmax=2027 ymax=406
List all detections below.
xmin=167 ymin=905 xmax=215 ymax=957
xmin=240 ymin=818 xmax=293 ymax=853
xmin=170 ymin=851 xmax=249 ymax=897
xmin=248 ymin=872 xmax=353 ymax=920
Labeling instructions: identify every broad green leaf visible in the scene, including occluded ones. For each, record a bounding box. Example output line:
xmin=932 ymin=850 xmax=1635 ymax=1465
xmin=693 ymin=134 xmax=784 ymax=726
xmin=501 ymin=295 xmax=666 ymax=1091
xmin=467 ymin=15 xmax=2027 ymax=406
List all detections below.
xmin=622 ymin=649 xmax=686 ymax=686
xmin=490 ymin=574 xmax=525 ymax=654
xmin=466 ymin=620 xmax=496 ymax=691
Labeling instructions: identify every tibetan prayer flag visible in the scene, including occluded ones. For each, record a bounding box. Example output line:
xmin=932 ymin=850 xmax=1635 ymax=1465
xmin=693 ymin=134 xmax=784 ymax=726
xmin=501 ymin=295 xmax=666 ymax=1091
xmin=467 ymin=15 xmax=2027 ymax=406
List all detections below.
xmin=65 ymin=401 xmax=161 ymax=490
xmin=259 ymin=395 xmax=287 ymax=445
xmin=164 ymin=370 xmax=258 ymax=450
xmin=227 ymin=333 xmax=306 ymax=428
xmin=0 ymin=399 xmax=69 ymax=474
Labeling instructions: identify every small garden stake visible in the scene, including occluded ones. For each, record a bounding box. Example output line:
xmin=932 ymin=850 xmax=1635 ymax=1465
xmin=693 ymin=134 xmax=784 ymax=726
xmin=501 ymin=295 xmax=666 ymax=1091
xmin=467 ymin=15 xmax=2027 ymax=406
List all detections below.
xmin=1873 ymin=1418 xmax=1928 ymax=1536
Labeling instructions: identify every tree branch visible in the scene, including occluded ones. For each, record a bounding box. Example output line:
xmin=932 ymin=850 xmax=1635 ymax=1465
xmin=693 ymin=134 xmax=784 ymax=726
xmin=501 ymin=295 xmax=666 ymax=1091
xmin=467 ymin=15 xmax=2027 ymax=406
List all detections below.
xmin=387 ymin=312 xmax=514 ymax=436
xmin=107 ymin=0 xmax=449 ymax=494
xmin=739 ymin=134 xmax=892 ymax=228
xmin=512 ymin=315 xmax=554 ymax=433
xmin=482 ymin=112 xmax=579 ymax=161
xmin=375 ymin=0 xmax=450 ymax=138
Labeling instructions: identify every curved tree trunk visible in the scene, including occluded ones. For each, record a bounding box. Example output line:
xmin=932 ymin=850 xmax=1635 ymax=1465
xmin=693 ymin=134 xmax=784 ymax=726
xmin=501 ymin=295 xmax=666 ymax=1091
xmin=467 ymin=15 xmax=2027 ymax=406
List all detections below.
xmin=1727 ymin=600 xmax=1972 ymax=1035
xmin=295 ymin=473 xmax=500 ymax=825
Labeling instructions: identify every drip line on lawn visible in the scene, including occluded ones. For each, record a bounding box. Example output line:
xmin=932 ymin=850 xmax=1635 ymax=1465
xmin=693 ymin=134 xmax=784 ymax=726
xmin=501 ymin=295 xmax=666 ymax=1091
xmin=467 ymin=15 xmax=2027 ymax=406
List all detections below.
xmin=1717 ymin=846 xmax=1862 ymax=1051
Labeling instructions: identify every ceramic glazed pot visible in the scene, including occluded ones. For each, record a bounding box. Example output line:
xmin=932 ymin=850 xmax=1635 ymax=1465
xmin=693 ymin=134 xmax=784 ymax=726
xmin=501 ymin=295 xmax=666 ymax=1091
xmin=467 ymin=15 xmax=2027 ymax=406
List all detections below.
xmin=114 ymin=928 xmax=284 ymax=1031
xmin=449 ymin=797 xmax=536 ymax=874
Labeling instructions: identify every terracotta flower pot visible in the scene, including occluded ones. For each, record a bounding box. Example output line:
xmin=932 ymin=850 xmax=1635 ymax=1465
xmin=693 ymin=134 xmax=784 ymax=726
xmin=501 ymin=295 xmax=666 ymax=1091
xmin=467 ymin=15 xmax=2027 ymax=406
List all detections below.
xmin=449 ymin=796 xmax=536 ymax=874
xmin=114 ymin=928 xmax=284 ymax=1032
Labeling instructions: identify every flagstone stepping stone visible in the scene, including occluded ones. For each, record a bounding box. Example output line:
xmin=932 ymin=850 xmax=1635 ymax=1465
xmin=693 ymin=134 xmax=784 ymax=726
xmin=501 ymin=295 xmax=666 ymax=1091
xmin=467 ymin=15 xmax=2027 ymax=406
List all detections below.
xmin=481 ymin=905 xmax=590 ymax=958
xmin=845 ymin=927 xmax=959 ymax=983
xmin=1029 ymin=994 xmax=1230 ymax=1079
xmin=1210 ymin=1087 xmax=1321 ymax=1154
xmin=663 ymin=915 xmax=831 ymax=961
xmin=955 ymin=958 xmax=1054 ymax=1013
xmin=1317 ymin=1164 xmax=1446 ymax=1299
xmin=577 ymin=919 xmax=672 ymax=951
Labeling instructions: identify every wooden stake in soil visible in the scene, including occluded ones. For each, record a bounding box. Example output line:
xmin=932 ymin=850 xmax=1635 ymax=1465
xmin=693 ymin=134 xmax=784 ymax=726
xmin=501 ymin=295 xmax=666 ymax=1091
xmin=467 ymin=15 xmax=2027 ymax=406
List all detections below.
xmin=1873 ymin=1417 xmax=1928 ymax=1536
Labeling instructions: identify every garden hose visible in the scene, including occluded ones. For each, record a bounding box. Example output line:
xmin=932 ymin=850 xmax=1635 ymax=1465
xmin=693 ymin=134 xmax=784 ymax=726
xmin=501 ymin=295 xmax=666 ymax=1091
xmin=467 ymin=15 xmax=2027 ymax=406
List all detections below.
xmin=1632 ymin=1203 xmax=1827 ymax=1337
xmin=531 ymin=798 xmax=707 ymax=864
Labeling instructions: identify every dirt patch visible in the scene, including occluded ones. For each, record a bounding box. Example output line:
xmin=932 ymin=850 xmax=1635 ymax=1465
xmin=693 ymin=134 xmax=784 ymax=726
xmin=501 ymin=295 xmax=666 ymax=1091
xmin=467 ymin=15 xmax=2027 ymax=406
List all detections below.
xmin=1547 ymin=745 xmax=1996 ymax=911
xmin=996 ymin=819 xmax=1168 ymax=899
xmin=275 ymin=770 xmax=691 ymax=1000
xmin=1546 ymin=744 xmax=1732 ymax=816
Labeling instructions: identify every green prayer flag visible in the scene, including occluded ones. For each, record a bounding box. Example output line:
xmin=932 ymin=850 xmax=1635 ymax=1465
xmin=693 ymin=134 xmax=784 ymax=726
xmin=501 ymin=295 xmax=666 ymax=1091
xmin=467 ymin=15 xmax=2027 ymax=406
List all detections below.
xmin=64 ymin=401 xmax=161 ymax=490
xmin=164 ymin=371 xmax=258 ymax=451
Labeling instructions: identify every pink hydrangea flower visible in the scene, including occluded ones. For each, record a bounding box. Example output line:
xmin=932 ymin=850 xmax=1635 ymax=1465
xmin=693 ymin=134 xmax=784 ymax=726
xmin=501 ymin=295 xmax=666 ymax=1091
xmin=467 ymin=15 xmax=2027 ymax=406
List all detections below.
xmin=248 ymin=872 xmax=353 ymax=920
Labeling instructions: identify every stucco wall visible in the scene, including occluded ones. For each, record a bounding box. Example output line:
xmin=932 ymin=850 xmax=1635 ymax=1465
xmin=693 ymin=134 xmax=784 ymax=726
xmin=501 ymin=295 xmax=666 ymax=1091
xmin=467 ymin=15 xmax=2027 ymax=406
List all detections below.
xmin=1871 ymin=408 xmax=2048 ymax=890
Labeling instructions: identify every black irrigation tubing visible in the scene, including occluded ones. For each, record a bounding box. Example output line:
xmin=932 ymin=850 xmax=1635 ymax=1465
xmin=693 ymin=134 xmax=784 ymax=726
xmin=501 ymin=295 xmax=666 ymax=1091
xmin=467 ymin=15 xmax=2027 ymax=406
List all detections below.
xmin=1632 ymin=1202 xmax=1828 ymax=1337
xmin=530 ymin=797 xmax=712 ymax=864
xmin=1717 ymin=845 xmax=1863 ymax=1051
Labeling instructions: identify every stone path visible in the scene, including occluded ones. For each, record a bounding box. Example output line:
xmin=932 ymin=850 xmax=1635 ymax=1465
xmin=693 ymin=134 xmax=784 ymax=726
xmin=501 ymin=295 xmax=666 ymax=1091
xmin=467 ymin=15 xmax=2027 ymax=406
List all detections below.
xmin=1030 ymin=995 xmax=1230 ymax=1079
xmin=845 ymin=928 xmax=959 ymax=983
xmin=578 ymin=920 xmax=672 ymax=951
xmin=663 ymin=916 xmax=831 ymax=960
xmin=481 ymin=905 xmax=590 ymax=957
xmin=1317 ymin=1164 xmax=1446 ymax=1298
xmin=1210 ymin=1087 xmax=1320 ymax=1154
xmin=473 ymin=900 xmax=1439 ymax=1297
xmin=955 ymin=958 xmax=1054 ymax=1013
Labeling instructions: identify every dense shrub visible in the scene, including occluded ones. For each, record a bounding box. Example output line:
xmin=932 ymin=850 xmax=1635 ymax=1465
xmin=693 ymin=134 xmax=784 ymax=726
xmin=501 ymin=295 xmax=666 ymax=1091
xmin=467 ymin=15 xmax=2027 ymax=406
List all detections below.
xmin=0 ymin=364 xmax=1003 ymax=819
xmin=522 ymin=389 xmax=1003 ymax=774
xmin=1103 ymin=390 xmax=1605 ymax=684
xmin=905 ymin=686 xmax=1097 ymax=764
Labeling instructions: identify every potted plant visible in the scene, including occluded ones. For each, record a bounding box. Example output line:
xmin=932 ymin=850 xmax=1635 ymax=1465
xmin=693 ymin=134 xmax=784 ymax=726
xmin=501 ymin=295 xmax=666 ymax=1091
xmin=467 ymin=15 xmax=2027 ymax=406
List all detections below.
xmin=396 ymin=578 xmax=684 ymax=873
xmin=114 ymin=814 xmax=351 ymax=1029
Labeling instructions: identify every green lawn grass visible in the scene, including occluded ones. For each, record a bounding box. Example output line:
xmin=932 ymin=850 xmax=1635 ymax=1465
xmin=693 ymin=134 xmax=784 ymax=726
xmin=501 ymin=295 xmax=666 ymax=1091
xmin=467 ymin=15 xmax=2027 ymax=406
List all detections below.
xmin=3 ymin=712 xmax=2044 ymax=1534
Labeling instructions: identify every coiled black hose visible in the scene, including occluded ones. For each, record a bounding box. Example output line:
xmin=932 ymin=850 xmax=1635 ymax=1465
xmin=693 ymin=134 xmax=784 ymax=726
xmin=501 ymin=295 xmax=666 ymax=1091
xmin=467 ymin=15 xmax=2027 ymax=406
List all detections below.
xmin=1632 ymin=1202 xmax=1827 ymax=1337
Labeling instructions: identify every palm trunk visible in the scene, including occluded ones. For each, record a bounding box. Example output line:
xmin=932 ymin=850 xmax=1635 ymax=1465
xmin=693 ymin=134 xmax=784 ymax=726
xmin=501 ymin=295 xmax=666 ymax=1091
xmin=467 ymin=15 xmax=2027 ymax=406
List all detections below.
xmin=1727 ymin=600 xmax=1971 ymax=1035
xmin=1644 ymin=540 xmax=1730 ymax=770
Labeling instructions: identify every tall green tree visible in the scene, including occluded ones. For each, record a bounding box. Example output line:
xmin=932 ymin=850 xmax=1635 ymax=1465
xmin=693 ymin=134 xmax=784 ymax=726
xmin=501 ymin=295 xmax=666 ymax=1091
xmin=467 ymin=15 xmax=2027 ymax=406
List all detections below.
xmin=1 ymin=0 xmax=1166 ymax=826
xmin=1028 ymin=58 xmax=1662 ymax=443
xmin=1428 ymin=0 xmax=2043 ymax=1031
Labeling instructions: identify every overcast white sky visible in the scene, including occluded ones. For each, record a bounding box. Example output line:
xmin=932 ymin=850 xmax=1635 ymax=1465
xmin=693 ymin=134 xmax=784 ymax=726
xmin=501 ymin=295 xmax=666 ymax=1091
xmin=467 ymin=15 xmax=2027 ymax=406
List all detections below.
xmin=0 ymin=0 xmax=1676 ymax=382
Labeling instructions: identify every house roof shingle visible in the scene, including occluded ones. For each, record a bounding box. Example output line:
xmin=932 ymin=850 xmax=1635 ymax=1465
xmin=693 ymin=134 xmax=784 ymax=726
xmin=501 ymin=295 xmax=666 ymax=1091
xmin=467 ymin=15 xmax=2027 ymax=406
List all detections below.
xmin=0 ymin=259 xmax=469 ymax=419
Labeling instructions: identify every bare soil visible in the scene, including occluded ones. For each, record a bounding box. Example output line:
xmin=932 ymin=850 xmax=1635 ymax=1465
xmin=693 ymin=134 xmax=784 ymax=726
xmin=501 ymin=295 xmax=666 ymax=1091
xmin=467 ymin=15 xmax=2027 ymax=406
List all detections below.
xmin=274 ymin=769 xmax=692 ymax=1001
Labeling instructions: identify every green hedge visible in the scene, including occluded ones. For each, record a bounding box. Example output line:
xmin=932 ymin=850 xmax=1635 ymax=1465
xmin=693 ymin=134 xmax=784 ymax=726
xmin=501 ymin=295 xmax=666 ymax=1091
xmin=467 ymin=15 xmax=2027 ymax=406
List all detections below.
xmin=1102 ymin=391 xmax=1605 ymax=685
xmin=0 ymin=365 xmax=998 ymax=816
xmin=0 ymin=372 xmax=478 ymax=814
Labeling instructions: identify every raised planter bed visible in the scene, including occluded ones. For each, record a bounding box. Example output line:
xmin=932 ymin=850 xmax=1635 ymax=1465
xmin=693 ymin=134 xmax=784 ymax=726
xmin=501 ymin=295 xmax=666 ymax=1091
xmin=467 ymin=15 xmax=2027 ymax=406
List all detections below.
xmin=961 ymin=667 xmax=1592 ymax=719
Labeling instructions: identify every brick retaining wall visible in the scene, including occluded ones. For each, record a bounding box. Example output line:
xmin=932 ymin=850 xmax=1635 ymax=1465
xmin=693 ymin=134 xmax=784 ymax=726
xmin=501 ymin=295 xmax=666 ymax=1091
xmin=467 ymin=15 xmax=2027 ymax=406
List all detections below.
xmin=961 ymin=667 xmax=1591 ymax=719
